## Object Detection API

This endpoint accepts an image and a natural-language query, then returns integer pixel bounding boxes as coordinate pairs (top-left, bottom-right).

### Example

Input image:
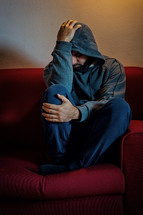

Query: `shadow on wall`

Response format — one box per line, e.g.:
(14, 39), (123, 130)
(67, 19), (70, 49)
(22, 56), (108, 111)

(0, 45), (40, 69)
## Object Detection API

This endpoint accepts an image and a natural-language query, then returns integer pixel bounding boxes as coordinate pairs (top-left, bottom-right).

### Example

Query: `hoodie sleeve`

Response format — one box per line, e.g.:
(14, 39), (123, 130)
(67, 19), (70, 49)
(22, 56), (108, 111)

(76, 60), (126, 122)
(43, 41), (73, 92)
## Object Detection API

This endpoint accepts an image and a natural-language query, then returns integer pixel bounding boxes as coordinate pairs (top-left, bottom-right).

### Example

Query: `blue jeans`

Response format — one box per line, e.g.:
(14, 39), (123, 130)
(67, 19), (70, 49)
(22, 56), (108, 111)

(41, 84), (132, 170)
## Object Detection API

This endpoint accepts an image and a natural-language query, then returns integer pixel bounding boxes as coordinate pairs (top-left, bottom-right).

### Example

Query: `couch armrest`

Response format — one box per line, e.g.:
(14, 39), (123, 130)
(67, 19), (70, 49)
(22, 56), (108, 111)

(121, 120), (143, 215)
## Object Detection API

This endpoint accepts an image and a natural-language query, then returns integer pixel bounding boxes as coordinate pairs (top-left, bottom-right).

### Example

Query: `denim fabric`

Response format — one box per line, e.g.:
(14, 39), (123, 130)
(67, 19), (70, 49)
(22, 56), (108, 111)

(41, 84), (132, 170)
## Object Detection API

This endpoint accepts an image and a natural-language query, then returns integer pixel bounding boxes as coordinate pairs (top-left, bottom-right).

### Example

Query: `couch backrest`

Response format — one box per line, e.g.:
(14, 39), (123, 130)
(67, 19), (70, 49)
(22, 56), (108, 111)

(0, 68), (46, 151)
(125, 67), (143, 120)
(0, 67), (143, 150)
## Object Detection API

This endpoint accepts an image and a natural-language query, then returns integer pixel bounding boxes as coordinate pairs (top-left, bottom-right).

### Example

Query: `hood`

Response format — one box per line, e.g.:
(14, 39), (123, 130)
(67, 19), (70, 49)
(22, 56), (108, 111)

(71, 23), (105, 65)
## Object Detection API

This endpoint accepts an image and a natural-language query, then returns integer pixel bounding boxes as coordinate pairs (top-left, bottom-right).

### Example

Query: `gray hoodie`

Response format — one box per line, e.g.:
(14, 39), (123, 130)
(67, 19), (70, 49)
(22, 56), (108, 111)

(43, 23), (126, 122)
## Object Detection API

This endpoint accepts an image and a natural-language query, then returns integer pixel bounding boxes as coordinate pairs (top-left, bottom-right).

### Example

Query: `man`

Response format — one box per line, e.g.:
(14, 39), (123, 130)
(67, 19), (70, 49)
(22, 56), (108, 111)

(39, 20), (131, 175)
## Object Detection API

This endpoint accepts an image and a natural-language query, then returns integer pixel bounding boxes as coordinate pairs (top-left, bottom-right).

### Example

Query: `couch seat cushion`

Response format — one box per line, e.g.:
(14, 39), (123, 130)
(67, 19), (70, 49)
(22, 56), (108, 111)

(0, 152), (125, 200)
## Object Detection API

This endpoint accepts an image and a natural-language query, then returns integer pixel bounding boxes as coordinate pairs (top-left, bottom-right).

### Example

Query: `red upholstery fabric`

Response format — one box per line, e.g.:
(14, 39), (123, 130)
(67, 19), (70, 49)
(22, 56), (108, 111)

(0, 68), (46, 150)
(0, 68), (45, 125)
(121, 120), (143, 215)
(125, 67), (143, 120)
(0, 152), (125, 200)
(121, 120), (143, 170)
(0, 195), (123, 215)
(41, 164), (124, 199)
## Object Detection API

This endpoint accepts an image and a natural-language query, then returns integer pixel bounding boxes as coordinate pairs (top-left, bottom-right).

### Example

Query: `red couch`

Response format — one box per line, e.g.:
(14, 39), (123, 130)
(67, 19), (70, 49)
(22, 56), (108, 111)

(0, 67), (143, 215)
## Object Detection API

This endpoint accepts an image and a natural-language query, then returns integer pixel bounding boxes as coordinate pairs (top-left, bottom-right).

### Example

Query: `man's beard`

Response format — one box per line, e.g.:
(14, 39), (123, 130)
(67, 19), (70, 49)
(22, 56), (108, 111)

(73, 64), (83, 69)
(73, 57), (94, 70)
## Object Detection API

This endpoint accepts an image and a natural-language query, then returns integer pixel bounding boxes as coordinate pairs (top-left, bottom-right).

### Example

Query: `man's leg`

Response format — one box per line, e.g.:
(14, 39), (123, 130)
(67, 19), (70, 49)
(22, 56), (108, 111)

(40, 84), (75, 175)
(68, 98), (132, 170)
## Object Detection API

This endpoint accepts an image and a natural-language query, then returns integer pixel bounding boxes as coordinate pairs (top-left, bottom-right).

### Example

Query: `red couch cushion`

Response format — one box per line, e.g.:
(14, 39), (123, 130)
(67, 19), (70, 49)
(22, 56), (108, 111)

(41, 164), (125, 200)
(0, 152), (125, 200)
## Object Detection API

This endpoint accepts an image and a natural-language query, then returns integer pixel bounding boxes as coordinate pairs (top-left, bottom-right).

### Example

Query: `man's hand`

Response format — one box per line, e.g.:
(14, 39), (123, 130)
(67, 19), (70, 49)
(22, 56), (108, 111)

(57, 20), (82, 42)
(42, 94), (81, 122)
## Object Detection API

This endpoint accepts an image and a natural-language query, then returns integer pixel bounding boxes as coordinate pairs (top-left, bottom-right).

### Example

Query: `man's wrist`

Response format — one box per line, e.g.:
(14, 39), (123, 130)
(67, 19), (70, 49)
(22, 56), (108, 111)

(72, 107), (81, 121)
(57, 38), (70, 42)
(55, 41), (72, 49)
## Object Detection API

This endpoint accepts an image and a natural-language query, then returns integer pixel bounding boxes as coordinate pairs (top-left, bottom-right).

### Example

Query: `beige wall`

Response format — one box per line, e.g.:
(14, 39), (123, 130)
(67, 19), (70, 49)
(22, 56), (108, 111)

(0, 0), (143, 69)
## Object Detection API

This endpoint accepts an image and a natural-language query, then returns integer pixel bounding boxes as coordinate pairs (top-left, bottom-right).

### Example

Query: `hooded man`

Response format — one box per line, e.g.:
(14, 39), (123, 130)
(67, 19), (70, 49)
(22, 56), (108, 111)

(39, 20), (132, 175)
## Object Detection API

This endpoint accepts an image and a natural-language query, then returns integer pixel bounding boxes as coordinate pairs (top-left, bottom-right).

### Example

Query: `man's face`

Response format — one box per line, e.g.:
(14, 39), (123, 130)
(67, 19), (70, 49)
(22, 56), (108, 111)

(72, 51), (88, 69)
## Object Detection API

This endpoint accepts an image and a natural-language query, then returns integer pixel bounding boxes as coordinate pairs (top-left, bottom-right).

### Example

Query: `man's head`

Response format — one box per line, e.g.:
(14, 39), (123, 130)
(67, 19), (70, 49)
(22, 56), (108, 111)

(71, 51), (88, 69)
(71, 22), (105, 66)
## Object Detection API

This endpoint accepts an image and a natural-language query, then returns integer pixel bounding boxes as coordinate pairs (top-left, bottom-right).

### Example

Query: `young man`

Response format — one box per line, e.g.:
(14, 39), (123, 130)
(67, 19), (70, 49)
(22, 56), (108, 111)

(39, 20), (131, 175)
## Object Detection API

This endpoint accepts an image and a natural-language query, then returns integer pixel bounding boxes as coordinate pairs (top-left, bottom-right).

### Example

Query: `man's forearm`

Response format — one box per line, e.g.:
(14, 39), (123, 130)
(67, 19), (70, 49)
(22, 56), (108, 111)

(47, 41), (74, 92)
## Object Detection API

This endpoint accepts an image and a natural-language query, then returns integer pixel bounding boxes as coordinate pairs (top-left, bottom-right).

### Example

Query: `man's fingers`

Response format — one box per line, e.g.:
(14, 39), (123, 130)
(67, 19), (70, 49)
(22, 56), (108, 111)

(57, 94), (68, 102)
(69, 20), (78, 28)
(66, 20), (82, 31)
(61, 22), (66, 27)
(42, 112), (64, 122)
(42, 103), (59, 110)
(42, 112), (59, 122)
(61, 20), (72, 27)
(63, 20), (79, 28)
(42, 112), (58, 118)
(42, 105), (57, 114)
(66, 20), (77, 27)
(74, 24), (82, 30)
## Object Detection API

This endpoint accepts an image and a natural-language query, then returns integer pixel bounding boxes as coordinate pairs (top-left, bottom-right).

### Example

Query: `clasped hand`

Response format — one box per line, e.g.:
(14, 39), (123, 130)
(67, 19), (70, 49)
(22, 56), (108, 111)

(42, 94), (80, 122)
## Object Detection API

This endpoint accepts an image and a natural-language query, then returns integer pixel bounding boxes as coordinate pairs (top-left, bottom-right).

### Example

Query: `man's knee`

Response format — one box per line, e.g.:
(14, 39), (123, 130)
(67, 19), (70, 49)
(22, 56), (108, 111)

(108, 98), (131, 115)
(41, 84), (69, 105)
(106, 98), (132, 126)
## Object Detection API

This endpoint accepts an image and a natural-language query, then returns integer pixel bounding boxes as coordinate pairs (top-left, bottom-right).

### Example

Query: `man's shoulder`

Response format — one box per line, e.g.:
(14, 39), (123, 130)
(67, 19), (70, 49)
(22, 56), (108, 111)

(102, 55), (123, 69)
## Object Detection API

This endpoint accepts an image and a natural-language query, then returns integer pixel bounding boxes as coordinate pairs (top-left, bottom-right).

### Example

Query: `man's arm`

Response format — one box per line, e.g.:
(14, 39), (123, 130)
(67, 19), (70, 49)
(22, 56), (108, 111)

(42, 20), (81, 123)
(42, 59), (125, 123)
(43, 20), (81, 93)
(76, 59), (126, 121)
